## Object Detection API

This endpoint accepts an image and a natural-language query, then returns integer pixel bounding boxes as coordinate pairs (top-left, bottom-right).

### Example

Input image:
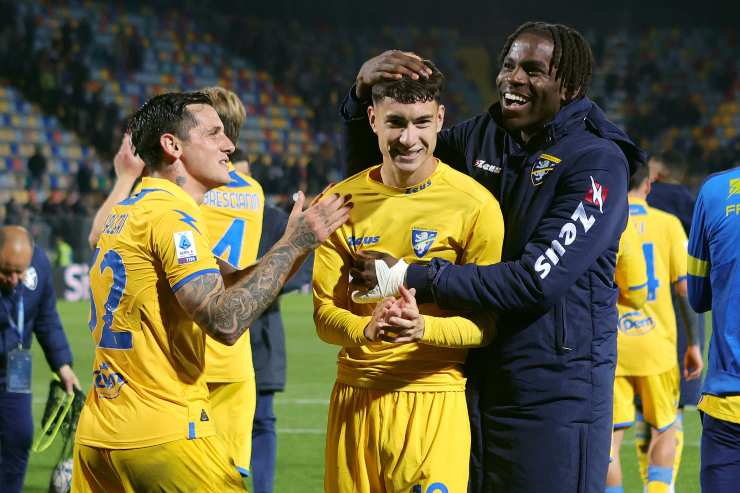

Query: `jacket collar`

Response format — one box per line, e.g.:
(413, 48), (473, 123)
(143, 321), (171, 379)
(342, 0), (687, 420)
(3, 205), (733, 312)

(489, 96), (646, 175)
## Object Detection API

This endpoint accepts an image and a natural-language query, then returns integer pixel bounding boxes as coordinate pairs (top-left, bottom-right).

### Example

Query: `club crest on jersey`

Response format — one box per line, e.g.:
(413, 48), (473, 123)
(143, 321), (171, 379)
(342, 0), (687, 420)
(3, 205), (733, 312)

(729, 178), (740, 199)
(93, 362), (127, 400)
(22, 266), (38, 290)
(584, 176), (608, 213)
(174, 231), (197, 264)
(530, 153), (561, 186)
(411, 229), (438, 258)
(618, 311), (655, 336)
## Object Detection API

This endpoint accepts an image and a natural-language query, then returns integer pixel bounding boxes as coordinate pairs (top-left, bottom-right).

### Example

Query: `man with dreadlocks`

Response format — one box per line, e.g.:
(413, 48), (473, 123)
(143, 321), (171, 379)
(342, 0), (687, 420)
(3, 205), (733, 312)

(339, 22), (644, 492)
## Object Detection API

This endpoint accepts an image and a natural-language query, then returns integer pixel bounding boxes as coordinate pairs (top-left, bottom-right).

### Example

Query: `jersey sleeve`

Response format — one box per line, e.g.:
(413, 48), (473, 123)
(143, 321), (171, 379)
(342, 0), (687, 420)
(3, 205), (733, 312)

(312, 233), (370, 347)
(151, 207), (220, 293)
(614, 219), (648, 309)
(408, 146), (629, 313)
(668, 214), (689, 284)
(687, 189), (712, 312)
(421, 195), (504, 348)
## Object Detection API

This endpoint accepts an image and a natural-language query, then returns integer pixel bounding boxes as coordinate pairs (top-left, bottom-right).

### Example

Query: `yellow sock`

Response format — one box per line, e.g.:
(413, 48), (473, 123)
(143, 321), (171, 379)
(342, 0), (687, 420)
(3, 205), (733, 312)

(647, 481), (671, 493)
(635, 410), (650, 485)
(673, 413), (684, 484)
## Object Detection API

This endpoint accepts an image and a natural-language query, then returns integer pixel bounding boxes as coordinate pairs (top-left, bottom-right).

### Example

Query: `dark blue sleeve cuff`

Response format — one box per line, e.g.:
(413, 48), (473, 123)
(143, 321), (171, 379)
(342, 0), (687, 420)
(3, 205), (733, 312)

(406, 263), (434, 304)
(340, 84), (371, 121)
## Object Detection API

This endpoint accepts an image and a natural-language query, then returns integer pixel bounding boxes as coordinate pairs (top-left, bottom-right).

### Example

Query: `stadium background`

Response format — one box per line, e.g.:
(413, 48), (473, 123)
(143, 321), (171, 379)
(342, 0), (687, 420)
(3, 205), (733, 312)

(0, 0), (736, 490)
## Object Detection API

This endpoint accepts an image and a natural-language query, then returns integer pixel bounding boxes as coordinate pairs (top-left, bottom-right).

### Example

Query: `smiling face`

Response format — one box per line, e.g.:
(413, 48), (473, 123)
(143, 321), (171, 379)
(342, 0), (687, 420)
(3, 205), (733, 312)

(176, 103), (234, 189)
(369, 97), (444, 182)
(496, 32), (567, 141)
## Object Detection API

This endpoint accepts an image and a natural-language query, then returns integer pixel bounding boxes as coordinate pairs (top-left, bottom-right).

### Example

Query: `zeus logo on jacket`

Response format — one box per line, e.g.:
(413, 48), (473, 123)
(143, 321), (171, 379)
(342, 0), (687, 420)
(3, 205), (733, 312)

(534, 202), (597, 279)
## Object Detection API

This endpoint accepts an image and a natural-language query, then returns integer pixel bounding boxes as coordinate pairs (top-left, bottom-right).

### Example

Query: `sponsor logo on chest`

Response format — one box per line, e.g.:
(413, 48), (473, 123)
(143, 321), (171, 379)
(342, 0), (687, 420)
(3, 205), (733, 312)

(474, 159), (502, 174)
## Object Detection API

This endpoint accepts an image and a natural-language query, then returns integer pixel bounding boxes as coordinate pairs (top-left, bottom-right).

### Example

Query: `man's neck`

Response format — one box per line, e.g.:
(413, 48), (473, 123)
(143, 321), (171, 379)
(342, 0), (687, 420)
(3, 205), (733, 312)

(151, 169), (206, 204)
(379, 157), (438, 189)
(629, 191), (647, 201)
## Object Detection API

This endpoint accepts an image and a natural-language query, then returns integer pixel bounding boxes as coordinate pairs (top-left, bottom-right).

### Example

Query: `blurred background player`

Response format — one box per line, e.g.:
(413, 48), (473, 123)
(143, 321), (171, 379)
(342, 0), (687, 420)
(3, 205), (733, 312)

(249, 187), (313, 493)
(74, 91), (351, 492)
(313, 60), (504, 493)
(641, 150), (704, 490)
(687, 165), (740, 493)
(606, 164), (703, 493)
(0, 225), (79, 493)
(199, 86), (265, 480)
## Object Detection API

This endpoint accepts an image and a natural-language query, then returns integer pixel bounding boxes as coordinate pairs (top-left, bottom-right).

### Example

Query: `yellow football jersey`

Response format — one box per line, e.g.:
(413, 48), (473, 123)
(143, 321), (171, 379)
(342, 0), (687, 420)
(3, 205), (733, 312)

(616, 197), (688, 376)
(313, 161), (504, 392)
(77, 177), (218, 449)
(201, 169), (264, 382)
(615, 214), (648, 309)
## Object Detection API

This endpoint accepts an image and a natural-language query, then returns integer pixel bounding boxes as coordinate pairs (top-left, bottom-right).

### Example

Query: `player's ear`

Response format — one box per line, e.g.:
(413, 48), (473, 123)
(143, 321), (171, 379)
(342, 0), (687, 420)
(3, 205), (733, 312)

(160, 133), (182, 162)
(368, 105), (378, 134)
(436, 104), (445, 131)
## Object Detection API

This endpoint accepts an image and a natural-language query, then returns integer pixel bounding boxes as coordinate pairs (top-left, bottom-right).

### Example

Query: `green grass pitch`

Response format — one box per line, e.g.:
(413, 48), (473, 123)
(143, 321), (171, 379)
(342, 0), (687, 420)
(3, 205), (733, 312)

(24, 295), (701, 492)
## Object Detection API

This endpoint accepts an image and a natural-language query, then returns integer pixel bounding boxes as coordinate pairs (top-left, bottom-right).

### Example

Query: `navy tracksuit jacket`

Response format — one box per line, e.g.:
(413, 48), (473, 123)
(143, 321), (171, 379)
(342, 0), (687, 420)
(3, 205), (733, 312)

(342, 91), (644, 493)
(0, 246), (72, 493)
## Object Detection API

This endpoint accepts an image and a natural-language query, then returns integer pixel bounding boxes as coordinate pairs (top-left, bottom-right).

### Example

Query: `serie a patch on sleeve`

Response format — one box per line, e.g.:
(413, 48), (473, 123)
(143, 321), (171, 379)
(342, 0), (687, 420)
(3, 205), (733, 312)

(174, 231), (198, 264)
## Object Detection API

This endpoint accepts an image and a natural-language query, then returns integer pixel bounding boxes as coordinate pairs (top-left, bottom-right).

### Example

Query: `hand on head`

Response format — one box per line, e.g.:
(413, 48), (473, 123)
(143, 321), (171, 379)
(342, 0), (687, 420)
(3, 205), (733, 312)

(355, 50), (432, 99)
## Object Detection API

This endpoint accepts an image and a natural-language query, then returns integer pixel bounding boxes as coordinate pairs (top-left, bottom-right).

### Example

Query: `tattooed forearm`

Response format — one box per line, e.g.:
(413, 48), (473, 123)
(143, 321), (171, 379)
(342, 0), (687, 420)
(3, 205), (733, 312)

(175, 241), (303, 345)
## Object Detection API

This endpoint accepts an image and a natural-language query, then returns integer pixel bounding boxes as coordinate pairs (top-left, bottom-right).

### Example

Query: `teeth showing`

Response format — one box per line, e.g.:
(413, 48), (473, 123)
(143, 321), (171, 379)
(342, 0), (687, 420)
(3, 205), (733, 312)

(505, 93), (528, 105)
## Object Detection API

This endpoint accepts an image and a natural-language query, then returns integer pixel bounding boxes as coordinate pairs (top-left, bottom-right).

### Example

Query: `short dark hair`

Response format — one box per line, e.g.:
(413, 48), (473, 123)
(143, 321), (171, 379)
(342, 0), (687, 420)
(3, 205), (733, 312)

(500, 22), (594, 102)
(655, 150), (688, 177)
(127, 92), (212, 170)
(629, 162), (650, 191)
(371, 59), (445, 105)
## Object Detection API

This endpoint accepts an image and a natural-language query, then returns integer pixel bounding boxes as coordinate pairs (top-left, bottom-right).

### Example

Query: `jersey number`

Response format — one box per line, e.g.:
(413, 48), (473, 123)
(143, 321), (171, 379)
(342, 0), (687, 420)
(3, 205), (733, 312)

(88, 248), (133, 350)
(642, 242), (660, 301)
(212, 218), (246, 268)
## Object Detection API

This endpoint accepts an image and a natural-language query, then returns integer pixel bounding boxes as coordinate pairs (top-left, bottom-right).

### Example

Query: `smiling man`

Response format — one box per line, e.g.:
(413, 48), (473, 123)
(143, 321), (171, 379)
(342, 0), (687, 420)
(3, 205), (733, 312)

(314, 60), (503, 493)
(73, 92), (351, 492)
(340, 22), (645, 493)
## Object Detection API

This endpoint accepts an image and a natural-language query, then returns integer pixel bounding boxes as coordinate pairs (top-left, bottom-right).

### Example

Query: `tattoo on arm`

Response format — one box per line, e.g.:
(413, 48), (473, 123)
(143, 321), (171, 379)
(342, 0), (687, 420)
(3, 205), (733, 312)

(175, 176), (186, 187)
(176, 241), (303, 345)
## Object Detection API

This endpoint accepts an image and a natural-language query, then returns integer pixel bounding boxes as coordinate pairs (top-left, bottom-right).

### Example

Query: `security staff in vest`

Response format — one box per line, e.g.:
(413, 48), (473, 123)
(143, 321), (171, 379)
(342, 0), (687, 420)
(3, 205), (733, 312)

(0, 225), (79, 493)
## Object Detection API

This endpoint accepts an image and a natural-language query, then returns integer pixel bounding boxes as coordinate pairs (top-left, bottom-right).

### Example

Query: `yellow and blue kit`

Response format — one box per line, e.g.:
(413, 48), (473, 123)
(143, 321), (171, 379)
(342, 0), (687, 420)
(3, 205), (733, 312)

(201, 168), (265, 475)
(313, 161), (504, 493)
(613, 197), (687, 431)
(688, 168), (740, 490)
(688, 169), (740, 424)
(74, 177), (245, 491)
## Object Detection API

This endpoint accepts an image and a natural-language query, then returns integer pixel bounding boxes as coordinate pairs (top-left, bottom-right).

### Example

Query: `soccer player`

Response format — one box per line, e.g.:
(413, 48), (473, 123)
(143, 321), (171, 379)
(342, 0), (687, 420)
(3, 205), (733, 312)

(606, 165), (703, 493)
(688, 166), (740, 492)
(73, 92), (350, 492)
(643, 151), (703, 489)
(199, 87), (265, 478)
(313, 60), (504, 493)
(340, 22), (644, 493)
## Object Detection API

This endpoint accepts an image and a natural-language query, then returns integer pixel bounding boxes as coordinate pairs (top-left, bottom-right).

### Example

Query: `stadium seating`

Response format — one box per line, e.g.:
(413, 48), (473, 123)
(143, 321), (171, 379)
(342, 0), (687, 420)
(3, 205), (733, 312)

(0, 85), (103, 197)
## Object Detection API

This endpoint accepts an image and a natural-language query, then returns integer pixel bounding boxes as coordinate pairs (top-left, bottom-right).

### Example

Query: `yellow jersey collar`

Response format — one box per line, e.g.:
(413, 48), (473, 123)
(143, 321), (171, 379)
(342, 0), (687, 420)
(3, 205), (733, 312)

(139, 177), (199, 209)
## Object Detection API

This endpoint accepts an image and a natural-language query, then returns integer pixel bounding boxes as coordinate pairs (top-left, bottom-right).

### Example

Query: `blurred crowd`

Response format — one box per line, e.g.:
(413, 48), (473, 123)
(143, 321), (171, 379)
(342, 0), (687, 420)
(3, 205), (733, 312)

(0, 1), (737, 262)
